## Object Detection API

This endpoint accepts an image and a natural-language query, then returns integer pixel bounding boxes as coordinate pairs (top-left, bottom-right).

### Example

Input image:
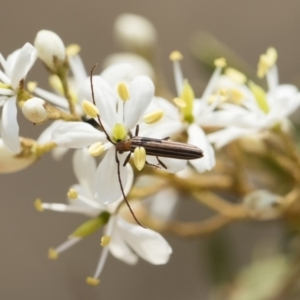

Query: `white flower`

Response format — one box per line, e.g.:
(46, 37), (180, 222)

(34, 30), (66, 71)
(207, 51), (300, 148)
(37, 149), (172, 285)
(52, 68), (187, 204)
(169, 52), (221, 172)
(0, 43), (36, 153)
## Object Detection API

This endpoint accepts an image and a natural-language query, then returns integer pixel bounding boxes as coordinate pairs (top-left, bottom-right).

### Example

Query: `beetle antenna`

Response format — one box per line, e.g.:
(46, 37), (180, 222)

(90, 64), (114, 144)
(115, 150), (146, 228)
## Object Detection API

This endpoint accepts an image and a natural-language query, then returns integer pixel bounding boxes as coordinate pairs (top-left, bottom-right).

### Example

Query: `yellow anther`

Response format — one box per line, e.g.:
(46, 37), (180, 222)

(257, 47), (278, 78)
(0, 82), (11, 89)
(214, 57), (227, 68)
(49, 75), (63, 95)
(66, 44), (81, 56)
(67, 189), (78, 199)
(117, 82), (130, 102)
(230, 89), (244, 104)
(225, 68), (247, 84)
(266, 47), (277, 65)
(89, 142), (105, 157)
(101, 235), (111, 247)
(169, 51), (183, 61)
(86, 277), (100, 286)
(248, 81), (269, 113)
(112, 123), (127, 142)
(143, 110), (164, 124)
(173, 97), (187, 108)
(82, 100), (99, 118)
(134, 147), (146, 171)
(208, 94), (227, 104)
(34, 198), (44, 212)
(48, 248), (58, 260)
(27, 81), (37, 93)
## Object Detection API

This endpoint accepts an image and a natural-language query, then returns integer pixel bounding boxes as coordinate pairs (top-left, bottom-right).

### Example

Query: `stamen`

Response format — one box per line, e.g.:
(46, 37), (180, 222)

(34, 198), (44, 212)
(117, 82), (130, 102)
(134, 147), (146, 171)
(225, 68), (247, 84)
(54, 237), (81, 255)
(173, 97), (187, 108)
(89, 142), (105, 157)
(91, 216), (116, 282)
(112, 123), (127, 142)
(100, 235), (111, 247)
(170, 51), (184, 96)
(230, 88), (244, 104)
(86, 277), (100, 286)
(66, 44), (81, 56)
(82, 100), (99, 118)
(27, 81), (37, 93)
(169, 51), (183, 61)
(67, 188), (78, 199)
(143, 110), (164, 124)
(49, 75), (63, 95)
(214, 57), (227, 68)
(201, 58), (226, 102)
(257, 47), (278, 78)
(48, 248), (58, 260)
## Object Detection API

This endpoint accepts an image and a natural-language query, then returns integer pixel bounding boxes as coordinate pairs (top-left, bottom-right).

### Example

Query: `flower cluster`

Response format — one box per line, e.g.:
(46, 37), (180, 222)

(1, 13), (300, 294)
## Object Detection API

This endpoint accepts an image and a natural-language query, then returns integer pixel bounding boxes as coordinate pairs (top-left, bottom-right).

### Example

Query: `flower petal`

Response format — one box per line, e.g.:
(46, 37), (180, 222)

(10, 43), (36, 90)
(1, 95), (20, 153)
(78, 76), (118, 129)
(188, 124), (215, 172)
(117, 218), (172, 264)
(52, 122), (106, 148)
(109, 228), (138, 265)
(100, 63), (134, 87)
(124, 76), (154, 129)
(94, 148), (129, 204)
(73, 149), (97, 197)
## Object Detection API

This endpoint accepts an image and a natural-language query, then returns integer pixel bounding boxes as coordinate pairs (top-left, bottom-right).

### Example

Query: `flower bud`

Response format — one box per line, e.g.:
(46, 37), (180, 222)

(114, 14), (157, 51)
(34, 30), (66, 71)
(22, 97), (51, 124)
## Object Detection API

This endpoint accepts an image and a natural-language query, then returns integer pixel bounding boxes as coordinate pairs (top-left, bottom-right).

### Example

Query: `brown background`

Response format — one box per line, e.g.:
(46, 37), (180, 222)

(0, 1), (299, 299)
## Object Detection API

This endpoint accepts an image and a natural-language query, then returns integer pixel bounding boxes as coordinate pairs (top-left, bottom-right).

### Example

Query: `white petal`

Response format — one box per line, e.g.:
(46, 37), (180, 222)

(117, 218), (172, 264)
(37, 120), (64, 143)
(188, 124), (215, 172)
(68, 54), (87, 86)
(109, 229), (138, 264)
(33, 87), (69, 110)
(100, 63), (134, 87)
(103, 54), (154, 80)
(94, 148), (128, 204)
(73, 149), (97, 197)
(208, 126), (257, 148)
(1, 96), (20, 153)
(0, 88), (14, 96)
(52, 122), (106, 148)
(150, 187), (179, 221)
(78, 76), (118, 129)
(124, 76), (154, 129)
(0, 69), (10, 84)
(10, 43), (36, 90)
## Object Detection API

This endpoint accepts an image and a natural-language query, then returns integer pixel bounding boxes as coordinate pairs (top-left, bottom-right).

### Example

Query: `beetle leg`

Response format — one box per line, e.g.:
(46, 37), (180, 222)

(156, 156), (167, 169)
(123, 152), (131, 166)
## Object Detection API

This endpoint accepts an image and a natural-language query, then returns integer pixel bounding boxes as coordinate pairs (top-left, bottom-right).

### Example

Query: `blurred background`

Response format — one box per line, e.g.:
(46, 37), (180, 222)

(1, 0), (300, 299)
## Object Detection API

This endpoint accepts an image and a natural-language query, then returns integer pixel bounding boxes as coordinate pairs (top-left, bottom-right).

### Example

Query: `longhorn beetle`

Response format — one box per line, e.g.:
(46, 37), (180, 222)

(89, 65), (203, 227)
